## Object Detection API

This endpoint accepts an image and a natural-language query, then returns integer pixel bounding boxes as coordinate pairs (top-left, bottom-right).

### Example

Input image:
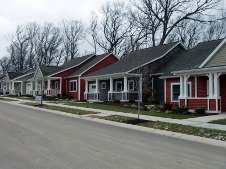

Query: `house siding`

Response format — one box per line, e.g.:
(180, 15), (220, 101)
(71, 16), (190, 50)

(220, 75), (226, 112)
(205, 43), (226, 67)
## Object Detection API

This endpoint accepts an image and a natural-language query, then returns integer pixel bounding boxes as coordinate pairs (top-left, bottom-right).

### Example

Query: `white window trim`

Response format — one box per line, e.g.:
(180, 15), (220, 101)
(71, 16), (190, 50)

(101, 82), (106, 89)
(115, 81), (122, 92)
(171, 82), (192, 102)
(128, 80), (134, 91)
(69, 80), (77, 92)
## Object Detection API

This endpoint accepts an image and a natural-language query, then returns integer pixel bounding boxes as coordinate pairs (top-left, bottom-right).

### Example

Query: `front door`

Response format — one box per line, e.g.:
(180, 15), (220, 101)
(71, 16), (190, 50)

(89, 84), (96, 93)
(26, 83), (32, 95)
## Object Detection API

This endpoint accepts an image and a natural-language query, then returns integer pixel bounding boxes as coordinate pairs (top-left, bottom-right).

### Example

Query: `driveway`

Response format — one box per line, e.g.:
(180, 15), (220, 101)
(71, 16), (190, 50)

(0, 102), (225, 169)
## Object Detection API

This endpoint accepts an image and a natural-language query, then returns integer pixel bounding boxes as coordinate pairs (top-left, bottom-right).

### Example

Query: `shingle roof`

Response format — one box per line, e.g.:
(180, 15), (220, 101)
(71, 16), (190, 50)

(155, 39), (223, 77)
(60, 54), (94, 70)
(39, 66), (62, 76)
(86, 42), (179, 77)
(67, 53), (112, 77)
(8, 72), (25, 80)
(14, 73), (35, 81)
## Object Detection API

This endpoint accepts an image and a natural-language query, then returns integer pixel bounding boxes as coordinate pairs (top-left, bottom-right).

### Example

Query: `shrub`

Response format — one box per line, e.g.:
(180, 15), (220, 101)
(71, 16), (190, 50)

(176, 106), (189, 113)
(162, 103), (173, 111)
(194, 107), (206, 115)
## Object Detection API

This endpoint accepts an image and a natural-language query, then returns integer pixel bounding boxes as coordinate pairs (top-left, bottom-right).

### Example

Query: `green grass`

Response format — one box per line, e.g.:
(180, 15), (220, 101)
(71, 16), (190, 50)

(210, 119), (226, 125)
(0, 97), (17, 101)
(21, 102), (99, 116)
(61, 102), (200, 119)
(101, 115), (226, 141)
(4, 95), (35, 101)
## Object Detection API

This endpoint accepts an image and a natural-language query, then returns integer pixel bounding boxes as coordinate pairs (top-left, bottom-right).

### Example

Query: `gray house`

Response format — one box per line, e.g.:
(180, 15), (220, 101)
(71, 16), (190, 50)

(83, 42), (186, 102)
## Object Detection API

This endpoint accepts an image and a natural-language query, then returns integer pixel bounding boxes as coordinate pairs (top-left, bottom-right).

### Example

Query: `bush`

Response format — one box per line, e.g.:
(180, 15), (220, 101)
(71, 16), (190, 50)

(194, 107), (206, 115)
(176, 106), (189, 113)
(162, 103), (173, 111)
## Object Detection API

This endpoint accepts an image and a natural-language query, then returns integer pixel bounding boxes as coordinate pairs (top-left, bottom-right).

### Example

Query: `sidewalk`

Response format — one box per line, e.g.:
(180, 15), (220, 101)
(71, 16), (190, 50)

(2, 96), (226, 131)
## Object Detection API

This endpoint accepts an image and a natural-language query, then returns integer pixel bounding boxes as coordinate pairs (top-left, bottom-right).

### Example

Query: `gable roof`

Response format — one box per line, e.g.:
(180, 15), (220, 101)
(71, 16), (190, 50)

(155, 39), (223, 77)
(67, 53), (117, 78)
(85, 42), (180, 77)
(49, 54), (95, 76)
(14, 73), (35, 82)
(39, 66), (61, 77)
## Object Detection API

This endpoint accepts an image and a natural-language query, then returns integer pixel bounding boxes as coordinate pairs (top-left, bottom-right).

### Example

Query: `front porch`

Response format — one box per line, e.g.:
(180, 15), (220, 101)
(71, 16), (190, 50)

(174, 68), (226, 114)
(84, 73), (142, 102)
(29, 78), (62, 97)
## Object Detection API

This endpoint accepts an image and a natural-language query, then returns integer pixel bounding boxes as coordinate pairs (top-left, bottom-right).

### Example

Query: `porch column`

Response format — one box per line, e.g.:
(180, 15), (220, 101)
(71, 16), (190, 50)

(179, 76), (184, 98)
(139, 76), (143, 102)
(108, 77), (113, 101)
(59, 78), (62, 95)
(35, 81), (38, 95)
(85, 80), (88, 100)
(9, 83), (11, 94)
(12, 82), (15, 94)
(208, 73), (214, 98)
(213, 73), (220, 98)
(96, 79), (99, 100)
(47, 78), (51, 96)
(123, 75), (128, 101)
(183, 75), (189, 98)
(21, 82), (23, 95)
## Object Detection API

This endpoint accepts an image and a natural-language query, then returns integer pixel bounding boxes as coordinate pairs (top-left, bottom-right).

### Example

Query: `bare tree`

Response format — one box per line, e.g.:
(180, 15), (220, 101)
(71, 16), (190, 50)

(9, 25), (30, 71)
(95, 2), (132, 56)
(0, 57), (11, 73)
(34, 23), (63, 66)
(132, 0), (222, 46)
(62, 20), (84, 61)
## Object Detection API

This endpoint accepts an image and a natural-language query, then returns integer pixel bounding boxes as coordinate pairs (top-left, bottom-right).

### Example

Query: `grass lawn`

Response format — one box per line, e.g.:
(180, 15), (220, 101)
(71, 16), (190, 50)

(4, 95), (35, 101)
(0, 97), (17, 101)
(101, 115), (226, 141)
(210, 119), (226, 125)
(21, 102), (99, 115)
(61, 102), (201, 119)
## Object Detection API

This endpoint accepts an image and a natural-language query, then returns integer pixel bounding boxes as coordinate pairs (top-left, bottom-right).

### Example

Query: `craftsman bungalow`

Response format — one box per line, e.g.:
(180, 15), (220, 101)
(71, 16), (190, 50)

(83, 42), (186, 102)
(29, 53), (118, 100)
(152, 39), (226, 113)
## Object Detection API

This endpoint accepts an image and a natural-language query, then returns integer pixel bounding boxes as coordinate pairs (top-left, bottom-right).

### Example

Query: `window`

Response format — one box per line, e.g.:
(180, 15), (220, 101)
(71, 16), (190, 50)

(101, 82), (106, 89)
(128, 80), (134, 91)
(171, 83), (191, 102)
(172, 84), (180, 101)
(70, 80), (77, 92)
(115, 81), (122, 92)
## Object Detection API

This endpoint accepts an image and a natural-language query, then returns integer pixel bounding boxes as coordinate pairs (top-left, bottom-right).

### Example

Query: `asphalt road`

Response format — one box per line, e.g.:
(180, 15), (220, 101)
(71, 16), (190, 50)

(0, 102), (226, 169)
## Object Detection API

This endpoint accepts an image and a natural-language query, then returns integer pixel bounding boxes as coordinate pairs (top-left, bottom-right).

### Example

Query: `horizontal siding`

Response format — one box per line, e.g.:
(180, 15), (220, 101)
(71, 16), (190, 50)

(205, 43), (226, 67)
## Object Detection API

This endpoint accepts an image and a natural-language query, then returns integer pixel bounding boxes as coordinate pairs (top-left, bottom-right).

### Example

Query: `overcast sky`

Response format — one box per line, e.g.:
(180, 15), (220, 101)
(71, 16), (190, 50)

(0, 0), (226, 59)
(0, 0), (122, 58)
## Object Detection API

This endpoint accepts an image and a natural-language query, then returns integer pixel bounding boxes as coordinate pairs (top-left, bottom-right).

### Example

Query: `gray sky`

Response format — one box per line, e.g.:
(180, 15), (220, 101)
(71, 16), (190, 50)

(0, 0), (119, 58)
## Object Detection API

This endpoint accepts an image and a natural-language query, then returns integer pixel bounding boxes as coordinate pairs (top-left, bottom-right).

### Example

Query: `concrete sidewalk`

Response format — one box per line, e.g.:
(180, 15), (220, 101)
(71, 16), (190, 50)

(1, 96), (226, 131)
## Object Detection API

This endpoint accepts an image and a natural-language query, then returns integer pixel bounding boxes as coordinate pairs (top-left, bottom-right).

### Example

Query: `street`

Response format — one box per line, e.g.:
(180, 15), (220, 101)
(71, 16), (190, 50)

(0, 102), (225, 169)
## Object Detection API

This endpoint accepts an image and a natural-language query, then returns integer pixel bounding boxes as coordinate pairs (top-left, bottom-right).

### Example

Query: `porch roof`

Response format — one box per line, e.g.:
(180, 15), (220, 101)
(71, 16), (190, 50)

(85, 42), (181, 78)
(155, 39), (223, 78)
(8, 72), (25, 80)
(39, 66), (62, 76)
(14, 73), (35, 82)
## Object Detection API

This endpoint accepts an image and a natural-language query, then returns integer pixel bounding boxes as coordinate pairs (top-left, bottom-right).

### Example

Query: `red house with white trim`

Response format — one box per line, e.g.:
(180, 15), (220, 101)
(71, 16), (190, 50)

(153, 39), (226, 113)
(29, 53), (118, 100)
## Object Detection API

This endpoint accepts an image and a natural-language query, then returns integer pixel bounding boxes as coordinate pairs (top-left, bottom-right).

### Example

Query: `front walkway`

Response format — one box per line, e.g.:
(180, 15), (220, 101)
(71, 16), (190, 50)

(1, 96), (226, 131)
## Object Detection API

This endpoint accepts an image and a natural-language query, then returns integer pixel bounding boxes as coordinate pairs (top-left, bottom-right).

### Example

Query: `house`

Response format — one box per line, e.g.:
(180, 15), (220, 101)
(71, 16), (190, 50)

(0, 74), (5, 94)
(83, 42), (186, 102)
(29, 53), (118, 100)
(2, 72), (25, 94)
(152, 39), (226, 113)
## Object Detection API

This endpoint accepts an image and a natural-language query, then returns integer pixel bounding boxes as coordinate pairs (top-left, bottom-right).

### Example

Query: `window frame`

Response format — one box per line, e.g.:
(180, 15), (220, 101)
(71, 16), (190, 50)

(69, 80), (77, 92)
(101, 82), (106, 90)
(128, 80), (134, 91)
(171, 82), (192, 102)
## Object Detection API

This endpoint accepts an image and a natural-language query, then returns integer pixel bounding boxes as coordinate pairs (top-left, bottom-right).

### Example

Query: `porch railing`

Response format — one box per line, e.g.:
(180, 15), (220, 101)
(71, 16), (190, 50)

(85, 92), (100, 101)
